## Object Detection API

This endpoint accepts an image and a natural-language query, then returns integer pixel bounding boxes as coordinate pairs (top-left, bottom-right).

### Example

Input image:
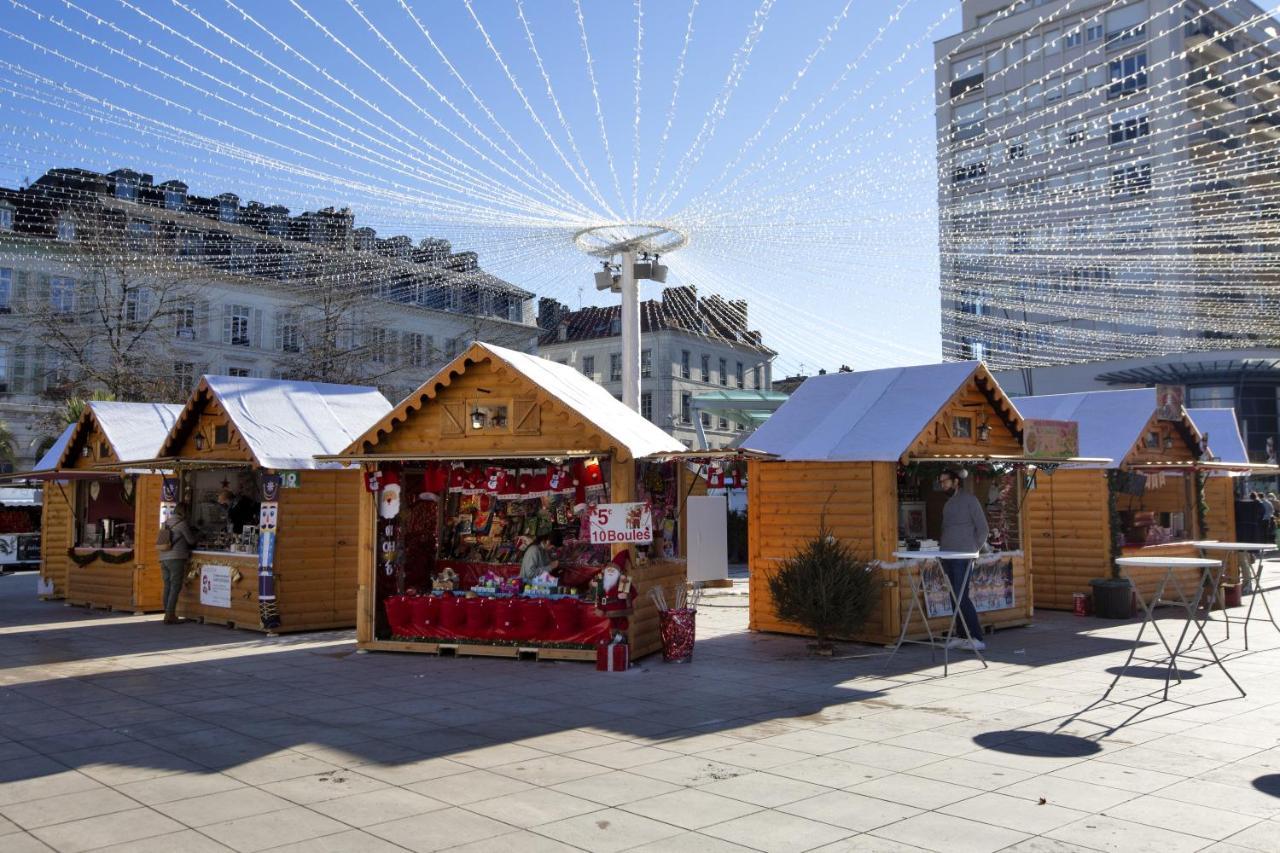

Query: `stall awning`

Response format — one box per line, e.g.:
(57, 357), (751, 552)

(910, 454), (1112, 465)
(314, 451), (603, 464)
(642, 449), (776, 462)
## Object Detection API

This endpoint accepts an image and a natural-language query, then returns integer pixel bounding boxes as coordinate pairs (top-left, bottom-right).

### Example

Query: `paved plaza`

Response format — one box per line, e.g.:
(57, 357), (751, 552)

(2, 571), (1279, 853)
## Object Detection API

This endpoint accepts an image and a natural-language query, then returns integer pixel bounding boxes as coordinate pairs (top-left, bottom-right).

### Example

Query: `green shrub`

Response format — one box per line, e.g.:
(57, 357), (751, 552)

(768, 528), (878, 649)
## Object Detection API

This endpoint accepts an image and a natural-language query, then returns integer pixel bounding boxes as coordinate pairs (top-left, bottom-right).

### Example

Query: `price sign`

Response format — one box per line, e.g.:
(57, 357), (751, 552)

(588, 502), (653, 545)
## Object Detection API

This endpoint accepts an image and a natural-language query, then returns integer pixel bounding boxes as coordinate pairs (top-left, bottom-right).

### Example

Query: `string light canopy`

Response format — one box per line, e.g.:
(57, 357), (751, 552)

(0, 0), (1273, 377)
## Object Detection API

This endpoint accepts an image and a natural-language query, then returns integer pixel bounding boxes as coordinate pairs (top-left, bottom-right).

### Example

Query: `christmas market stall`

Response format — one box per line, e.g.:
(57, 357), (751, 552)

(328, 341), (690, 662)
(43, 403), (182, 612)
(24, 422), (74, 599)
(742, 361), (1045, 645)
(1018, 388), (1207, 611)
(139, 376), (391, 632)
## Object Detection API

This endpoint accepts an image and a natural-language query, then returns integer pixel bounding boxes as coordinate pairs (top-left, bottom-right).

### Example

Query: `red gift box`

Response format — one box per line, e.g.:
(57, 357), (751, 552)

(596, 641), (629, 672)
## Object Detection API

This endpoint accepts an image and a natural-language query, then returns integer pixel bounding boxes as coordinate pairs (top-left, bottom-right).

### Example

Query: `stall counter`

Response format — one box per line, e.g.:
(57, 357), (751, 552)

(175, 552), (260, 629)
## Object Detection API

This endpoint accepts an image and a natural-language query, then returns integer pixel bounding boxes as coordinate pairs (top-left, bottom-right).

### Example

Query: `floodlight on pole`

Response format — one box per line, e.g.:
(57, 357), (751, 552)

(573, 224), (687, 411)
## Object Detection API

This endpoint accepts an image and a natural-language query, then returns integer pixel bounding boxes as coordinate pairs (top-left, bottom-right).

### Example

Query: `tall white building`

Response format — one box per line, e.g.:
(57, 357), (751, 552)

(0, 166), (538, 469)
(935, 0), (1280, 368)
(536, 289), (775, 449)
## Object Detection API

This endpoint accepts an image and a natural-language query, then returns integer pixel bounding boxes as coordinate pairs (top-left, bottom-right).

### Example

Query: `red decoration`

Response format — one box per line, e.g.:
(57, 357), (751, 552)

(596, 641), (629, 672)
(659, 609), (697, 662)
(365, 470), (383, 493)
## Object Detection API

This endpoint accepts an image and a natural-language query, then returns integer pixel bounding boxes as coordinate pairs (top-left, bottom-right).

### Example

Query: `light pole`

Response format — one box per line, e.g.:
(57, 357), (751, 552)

(575, 225), (686, 413)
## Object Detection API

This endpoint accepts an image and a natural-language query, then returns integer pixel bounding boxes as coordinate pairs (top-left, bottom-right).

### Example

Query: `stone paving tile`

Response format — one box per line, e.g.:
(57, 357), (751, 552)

(198, 805), (350, 853)
(1045, 814), (1213, 853)
(366, 807), (514, 853)
(770, 755), (892, 787)
(548, 769), (681, 807)
(0, 832), (57, 852)
(847, 772), (983, 809)
(533, 807), (684, 851)
(408, 768), (535, 806)
(868, 811), (1029, 853)
(938, 791), (1088, 834)
(113, 771), (246, 806)
(313, 787), (450, 828)
(700, 808), (856, 853)
(257, 769), (390, 806)
(905, 756), (1036, 791)
(28, 806), (185, 853)
(463, 787), (600, 829)
(1103, 794), (1264, 841)
(622, 788), (761, 830)
(91, 828), (236, 852)
(697, 770), (834, 807)
(257, 828), (406, 852)
(0, 786), (142, 831)
(778, 789), (922, 832)
(629, 754), (754, 787)
(154, 787), (297, 827)
(443, 828), (585, 852)
(489, 754), (613, 787)
(625, 830), (759, 852)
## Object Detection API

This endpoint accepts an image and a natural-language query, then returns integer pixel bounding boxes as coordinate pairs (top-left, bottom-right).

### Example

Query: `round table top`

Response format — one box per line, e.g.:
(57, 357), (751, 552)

(1194, 542), (1276, 552)
(1115, 556), (1221, 568)
(892, 550), (980, 561)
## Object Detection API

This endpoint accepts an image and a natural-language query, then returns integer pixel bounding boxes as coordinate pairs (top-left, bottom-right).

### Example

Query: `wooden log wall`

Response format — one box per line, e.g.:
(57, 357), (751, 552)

(39, 483), (73, 599)
(1202, 476), (1238, 543)
(176, 552), (260, 627)
(1023, 469), (1111, 611)
(275, 469), (361, 631)
(748, 460), (1033, 644)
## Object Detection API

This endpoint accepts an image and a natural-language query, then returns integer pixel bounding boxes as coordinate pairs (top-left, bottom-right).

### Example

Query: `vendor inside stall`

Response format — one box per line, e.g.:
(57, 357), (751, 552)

(179, 466), (264, 556)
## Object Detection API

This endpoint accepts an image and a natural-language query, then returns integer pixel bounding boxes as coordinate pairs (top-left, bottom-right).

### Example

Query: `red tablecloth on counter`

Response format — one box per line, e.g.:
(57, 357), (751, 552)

(383, 594), (611, 646)
(436, 561), (602, 591)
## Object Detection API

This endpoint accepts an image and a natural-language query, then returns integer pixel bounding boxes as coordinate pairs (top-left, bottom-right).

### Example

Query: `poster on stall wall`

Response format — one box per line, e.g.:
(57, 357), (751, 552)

(200, 564), (232, 608)
(588, 502), (653, 545)
(1023, 419), (1079, 460)
(923, 558), (1015, 618)
(1156, 384), (1186, 422)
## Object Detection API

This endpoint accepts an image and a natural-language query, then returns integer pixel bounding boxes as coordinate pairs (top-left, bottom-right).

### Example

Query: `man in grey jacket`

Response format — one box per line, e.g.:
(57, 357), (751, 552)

(938, 469), (989, 651)
(159, 505), (196, 625)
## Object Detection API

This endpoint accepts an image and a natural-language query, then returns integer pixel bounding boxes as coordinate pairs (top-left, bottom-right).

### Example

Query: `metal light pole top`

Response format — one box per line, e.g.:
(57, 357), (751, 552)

(573, 224), (687, 414)
(573, 223), (688, 258)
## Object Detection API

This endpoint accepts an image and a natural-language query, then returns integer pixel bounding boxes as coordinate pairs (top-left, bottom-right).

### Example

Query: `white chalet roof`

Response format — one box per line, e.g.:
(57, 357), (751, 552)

(742, 361), (986, 462)
(478, 343), (685, 458)
(33, 423), (75, 473)
(1188, 408), (1248, 465)
(87, 402), (184, 463)
(199, 376), (393, 470)
(1014, 388), (1161, 469)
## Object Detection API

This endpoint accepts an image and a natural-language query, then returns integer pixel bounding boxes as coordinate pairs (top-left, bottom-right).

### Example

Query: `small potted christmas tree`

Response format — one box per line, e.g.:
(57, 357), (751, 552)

(768, 527), (877, 654)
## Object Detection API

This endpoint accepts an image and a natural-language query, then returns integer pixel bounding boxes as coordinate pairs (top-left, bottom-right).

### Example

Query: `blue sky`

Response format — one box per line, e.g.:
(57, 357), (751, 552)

(0, 0), (957, 374)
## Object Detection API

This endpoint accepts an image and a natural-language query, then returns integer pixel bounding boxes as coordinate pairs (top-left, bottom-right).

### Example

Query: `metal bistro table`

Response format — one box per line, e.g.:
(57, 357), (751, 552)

(1195, 541), (1280, 650)
(886, 550), (986, 676)
(1109, 556), (1244, 700)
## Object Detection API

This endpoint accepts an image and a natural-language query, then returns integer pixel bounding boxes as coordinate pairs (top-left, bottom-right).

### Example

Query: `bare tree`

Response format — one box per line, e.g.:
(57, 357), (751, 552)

(25, 205), (203, 403)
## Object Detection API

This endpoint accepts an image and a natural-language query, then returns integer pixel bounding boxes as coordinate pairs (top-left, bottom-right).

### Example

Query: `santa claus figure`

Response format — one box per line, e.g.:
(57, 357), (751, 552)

(380, 470), (402, 520)
(595, 550), (638, 643)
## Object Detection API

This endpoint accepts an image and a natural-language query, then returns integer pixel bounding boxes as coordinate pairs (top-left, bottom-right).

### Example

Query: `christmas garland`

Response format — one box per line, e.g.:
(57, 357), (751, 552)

(67, 547), (135, 566)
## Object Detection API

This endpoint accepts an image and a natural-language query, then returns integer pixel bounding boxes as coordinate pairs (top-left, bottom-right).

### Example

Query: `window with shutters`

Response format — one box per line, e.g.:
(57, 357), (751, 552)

(0, 204), (12, 231)
(49, 277), (75, 315)
(582, 355), (595, 379)
(641, 349), (652, 378)
(224, 304), (251, 346)
(0, 268), (10, 314)
(752, 365), (761, 388)
(277, 311), (301, 353)
(173, 362), (196, 390)
(700, 354), (710, 382)
(124, 289), (150, 325)
(228, 367), (251, 378)
(367, 328), (389, 363)
(736, 362), (744, 388)
(405, 332), (425, 367)
(680, 392), (691, 423)
(701, 412), (711, 427)
(641, 391), (652, 421)
(680, 350), (690, 379)
(175, 303), (196, 340)
(609, 352), (621, 382)
(719, 358), (728, 386)
(719, 417), (728, 430)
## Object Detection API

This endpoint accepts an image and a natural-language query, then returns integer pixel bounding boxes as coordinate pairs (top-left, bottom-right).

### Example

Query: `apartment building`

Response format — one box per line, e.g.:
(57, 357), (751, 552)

(0, 166), (537, 469)
(536, 289), (775, 449)
(936, 0), (1280, 368)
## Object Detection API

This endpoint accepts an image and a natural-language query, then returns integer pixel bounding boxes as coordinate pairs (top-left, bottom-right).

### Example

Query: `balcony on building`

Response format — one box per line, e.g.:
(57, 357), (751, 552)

(1185, 20), (1238, 62)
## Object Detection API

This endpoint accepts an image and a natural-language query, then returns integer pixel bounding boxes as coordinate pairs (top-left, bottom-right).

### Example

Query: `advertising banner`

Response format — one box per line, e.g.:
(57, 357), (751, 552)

(1023, 419), (1079, 459)
(588, 502), (654, 545)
